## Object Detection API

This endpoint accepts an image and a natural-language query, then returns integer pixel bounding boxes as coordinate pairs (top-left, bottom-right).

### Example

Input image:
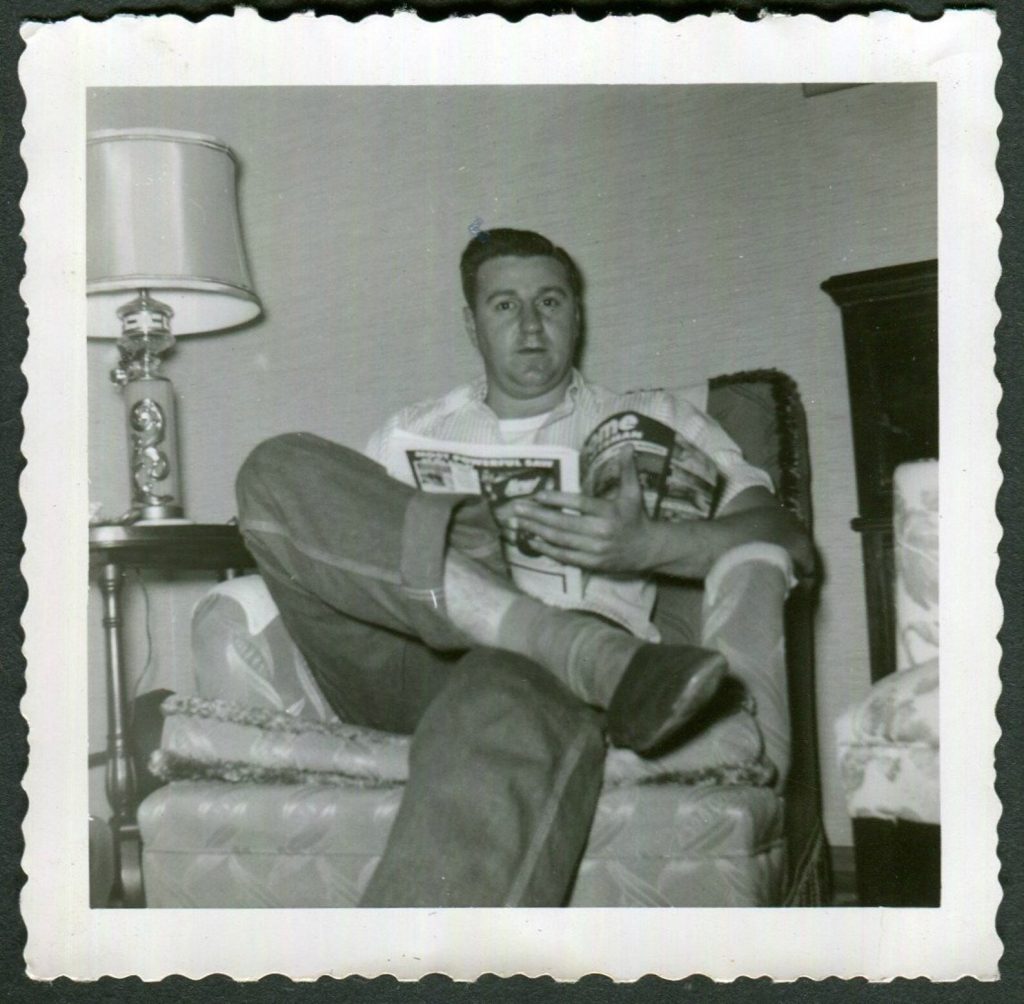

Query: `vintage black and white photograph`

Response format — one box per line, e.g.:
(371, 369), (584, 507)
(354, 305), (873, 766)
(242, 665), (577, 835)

(19, 11), (1001, 981)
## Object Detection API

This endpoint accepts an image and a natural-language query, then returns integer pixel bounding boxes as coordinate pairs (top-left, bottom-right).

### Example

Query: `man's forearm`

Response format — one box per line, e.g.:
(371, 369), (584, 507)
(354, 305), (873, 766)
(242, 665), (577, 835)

(644, 502), (814, 581)
(505, 482), (813, 581)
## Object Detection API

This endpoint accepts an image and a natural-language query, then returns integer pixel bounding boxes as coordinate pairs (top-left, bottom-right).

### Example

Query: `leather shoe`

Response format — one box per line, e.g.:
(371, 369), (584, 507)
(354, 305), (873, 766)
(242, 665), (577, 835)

(606, 644), (727, 756)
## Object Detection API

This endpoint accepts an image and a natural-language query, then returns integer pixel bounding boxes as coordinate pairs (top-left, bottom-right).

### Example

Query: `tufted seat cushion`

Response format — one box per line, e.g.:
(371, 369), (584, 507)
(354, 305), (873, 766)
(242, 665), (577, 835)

(151, 577), (774, 795)
(161, 575), (776, 789)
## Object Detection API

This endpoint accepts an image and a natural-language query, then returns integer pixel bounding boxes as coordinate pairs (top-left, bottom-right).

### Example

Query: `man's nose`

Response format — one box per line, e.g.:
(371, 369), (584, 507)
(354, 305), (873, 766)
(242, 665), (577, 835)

(520, 304), (543, 336)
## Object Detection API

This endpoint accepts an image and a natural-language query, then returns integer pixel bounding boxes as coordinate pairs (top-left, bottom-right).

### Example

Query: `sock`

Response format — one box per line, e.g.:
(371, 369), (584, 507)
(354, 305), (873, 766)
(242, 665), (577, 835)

(496, 596), (643, 708)
(442, 550), (640, 707)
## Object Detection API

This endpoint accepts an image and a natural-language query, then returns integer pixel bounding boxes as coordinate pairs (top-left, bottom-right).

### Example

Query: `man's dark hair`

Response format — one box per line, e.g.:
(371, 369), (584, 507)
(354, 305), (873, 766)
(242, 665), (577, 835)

(460, 228), (584, 307)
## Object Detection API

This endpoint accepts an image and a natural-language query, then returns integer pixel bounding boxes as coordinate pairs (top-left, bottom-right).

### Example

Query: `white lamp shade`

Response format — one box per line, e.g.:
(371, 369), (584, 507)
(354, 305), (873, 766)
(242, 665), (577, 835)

(87, 128), (261, 338)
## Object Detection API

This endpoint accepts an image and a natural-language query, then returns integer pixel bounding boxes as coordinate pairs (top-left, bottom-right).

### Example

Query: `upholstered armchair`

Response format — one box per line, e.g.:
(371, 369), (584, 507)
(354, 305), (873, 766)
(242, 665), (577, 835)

(136, 370), (828, 908)
(836, 459), (939, 905)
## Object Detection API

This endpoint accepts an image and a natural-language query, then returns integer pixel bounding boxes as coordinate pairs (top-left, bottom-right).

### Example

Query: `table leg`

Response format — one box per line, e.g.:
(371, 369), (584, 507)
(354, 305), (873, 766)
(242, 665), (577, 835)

(98, 563), (144, 907)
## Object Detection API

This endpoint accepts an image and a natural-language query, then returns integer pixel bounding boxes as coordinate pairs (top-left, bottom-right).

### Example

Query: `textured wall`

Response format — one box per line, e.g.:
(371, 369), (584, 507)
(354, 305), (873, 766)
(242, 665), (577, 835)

(87, 84), (936, 847)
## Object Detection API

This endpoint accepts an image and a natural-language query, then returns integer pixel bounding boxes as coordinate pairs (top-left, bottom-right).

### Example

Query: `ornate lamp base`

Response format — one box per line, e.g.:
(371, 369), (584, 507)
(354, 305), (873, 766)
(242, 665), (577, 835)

(111, 292), (188, 522)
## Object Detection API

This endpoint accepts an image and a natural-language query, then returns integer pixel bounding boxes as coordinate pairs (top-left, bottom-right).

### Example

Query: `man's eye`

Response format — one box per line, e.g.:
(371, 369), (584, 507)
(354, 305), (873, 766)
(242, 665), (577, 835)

(495, 300), (517, 312)
(541, 297), (562, 309)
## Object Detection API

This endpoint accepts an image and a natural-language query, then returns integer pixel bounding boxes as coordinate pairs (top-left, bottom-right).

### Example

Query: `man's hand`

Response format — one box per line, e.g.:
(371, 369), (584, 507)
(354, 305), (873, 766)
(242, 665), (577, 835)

(495, 458), (815, 581)
(496, 448), (659, 573)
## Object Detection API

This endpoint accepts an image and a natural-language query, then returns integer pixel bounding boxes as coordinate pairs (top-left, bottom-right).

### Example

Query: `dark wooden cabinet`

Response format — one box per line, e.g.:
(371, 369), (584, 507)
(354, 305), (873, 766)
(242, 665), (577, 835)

(822, 260), (938, 683)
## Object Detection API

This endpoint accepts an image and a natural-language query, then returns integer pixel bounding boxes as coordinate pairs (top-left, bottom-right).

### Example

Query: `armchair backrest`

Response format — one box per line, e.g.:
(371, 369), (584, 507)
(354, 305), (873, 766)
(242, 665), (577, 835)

(708, 369), (823, 902)
(707, 368), (814, 531)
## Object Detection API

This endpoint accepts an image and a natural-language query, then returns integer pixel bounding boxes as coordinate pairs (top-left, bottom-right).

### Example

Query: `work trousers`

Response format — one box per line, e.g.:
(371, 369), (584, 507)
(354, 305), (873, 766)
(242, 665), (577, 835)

(235, 432), (607, 907)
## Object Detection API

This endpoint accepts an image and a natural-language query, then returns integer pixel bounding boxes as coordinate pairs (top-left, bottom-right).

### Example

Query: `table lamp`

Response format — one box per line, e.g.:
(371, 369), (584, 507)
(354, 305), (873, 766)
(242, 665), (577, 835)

(87, 128), (262, 523)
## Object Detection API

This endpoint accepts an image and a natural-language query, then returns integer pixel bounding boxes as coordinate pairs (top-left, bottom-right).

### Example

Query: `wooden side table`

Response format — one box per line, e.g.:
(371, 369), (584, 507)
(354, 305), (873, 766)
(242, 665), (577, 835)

(89, 523), (256, 907)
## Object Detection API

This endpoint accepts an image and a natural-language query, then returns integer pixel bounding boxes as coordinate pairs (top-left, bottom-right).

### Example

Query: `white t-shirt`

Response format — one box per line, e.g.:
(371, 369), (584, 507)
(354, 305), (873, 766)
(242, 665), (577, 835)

(496, 411), (553, 446)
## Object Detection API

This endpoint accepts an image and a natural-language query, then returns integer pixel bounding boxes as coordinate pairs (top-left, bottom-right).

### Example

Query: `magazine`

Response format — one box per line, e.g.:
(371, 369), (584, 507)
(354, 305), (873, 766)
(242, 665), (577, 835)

(391, 411), (721, 604)
(580, 411), (721, 522)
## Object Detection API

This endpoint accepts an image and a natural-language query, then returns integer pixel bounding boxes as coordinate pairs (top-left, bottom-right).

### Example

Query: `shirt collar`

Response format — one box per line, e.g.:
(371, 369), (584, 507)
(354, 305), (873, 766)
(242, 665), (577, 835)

(469, 368), (584, 418)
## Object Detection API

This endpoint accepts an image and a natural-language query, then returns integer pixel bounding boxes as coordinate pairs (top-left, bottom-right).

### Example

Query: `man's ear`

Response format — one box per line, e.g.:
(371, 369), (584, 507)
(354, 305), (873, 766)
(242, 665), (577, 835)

(571, 302), (586, 366)
(572, 301), (584, 342)
(463, 305), (479, 350)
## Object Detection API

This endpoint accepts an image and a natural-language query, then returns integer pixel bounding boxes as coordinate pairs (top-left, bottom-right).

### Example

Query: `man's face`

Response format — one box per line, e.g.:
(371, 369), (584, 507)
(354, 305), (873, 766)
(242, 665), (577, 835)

(464, 254), (581, 417)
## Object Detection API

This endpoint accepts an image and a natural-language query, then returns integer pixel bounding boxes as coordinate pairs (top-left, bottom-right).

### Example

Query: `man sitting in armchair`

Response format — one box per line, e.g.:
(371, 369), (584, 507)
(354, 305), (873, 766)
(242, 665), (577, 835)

(235, 228), (812, 907)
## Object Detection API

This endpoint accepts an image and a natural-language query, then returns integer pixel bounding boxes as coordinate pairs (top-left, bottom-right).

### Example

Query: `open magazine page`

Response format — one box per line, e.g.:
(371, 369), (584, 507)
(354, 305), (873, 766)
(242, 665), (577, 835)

(389, 430), (583, 602)
(580, 411), (720, 520)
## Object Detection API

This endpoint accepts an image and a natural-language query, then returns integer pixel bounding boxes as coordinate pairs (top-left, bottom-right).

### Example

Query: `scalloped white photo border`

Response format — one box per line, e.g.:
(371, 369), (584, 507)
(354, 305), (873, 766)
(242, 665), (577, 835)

(18, 9), (1003, 982)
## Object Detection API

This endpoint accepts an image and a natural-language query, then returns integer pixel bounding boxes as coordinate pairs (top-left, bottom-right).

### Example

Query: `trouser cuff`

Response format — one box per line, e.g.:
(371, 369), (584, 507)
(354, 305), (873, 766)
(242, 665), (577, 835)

(400, 491), (476, 647)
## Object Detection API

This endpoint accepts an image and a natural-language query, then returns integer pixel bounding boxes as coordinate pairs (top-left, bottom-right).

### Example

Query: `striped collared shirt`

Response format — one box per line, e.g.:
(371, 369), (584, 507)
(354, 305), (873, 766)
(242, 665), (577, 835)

(366, 370), (773, 639)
